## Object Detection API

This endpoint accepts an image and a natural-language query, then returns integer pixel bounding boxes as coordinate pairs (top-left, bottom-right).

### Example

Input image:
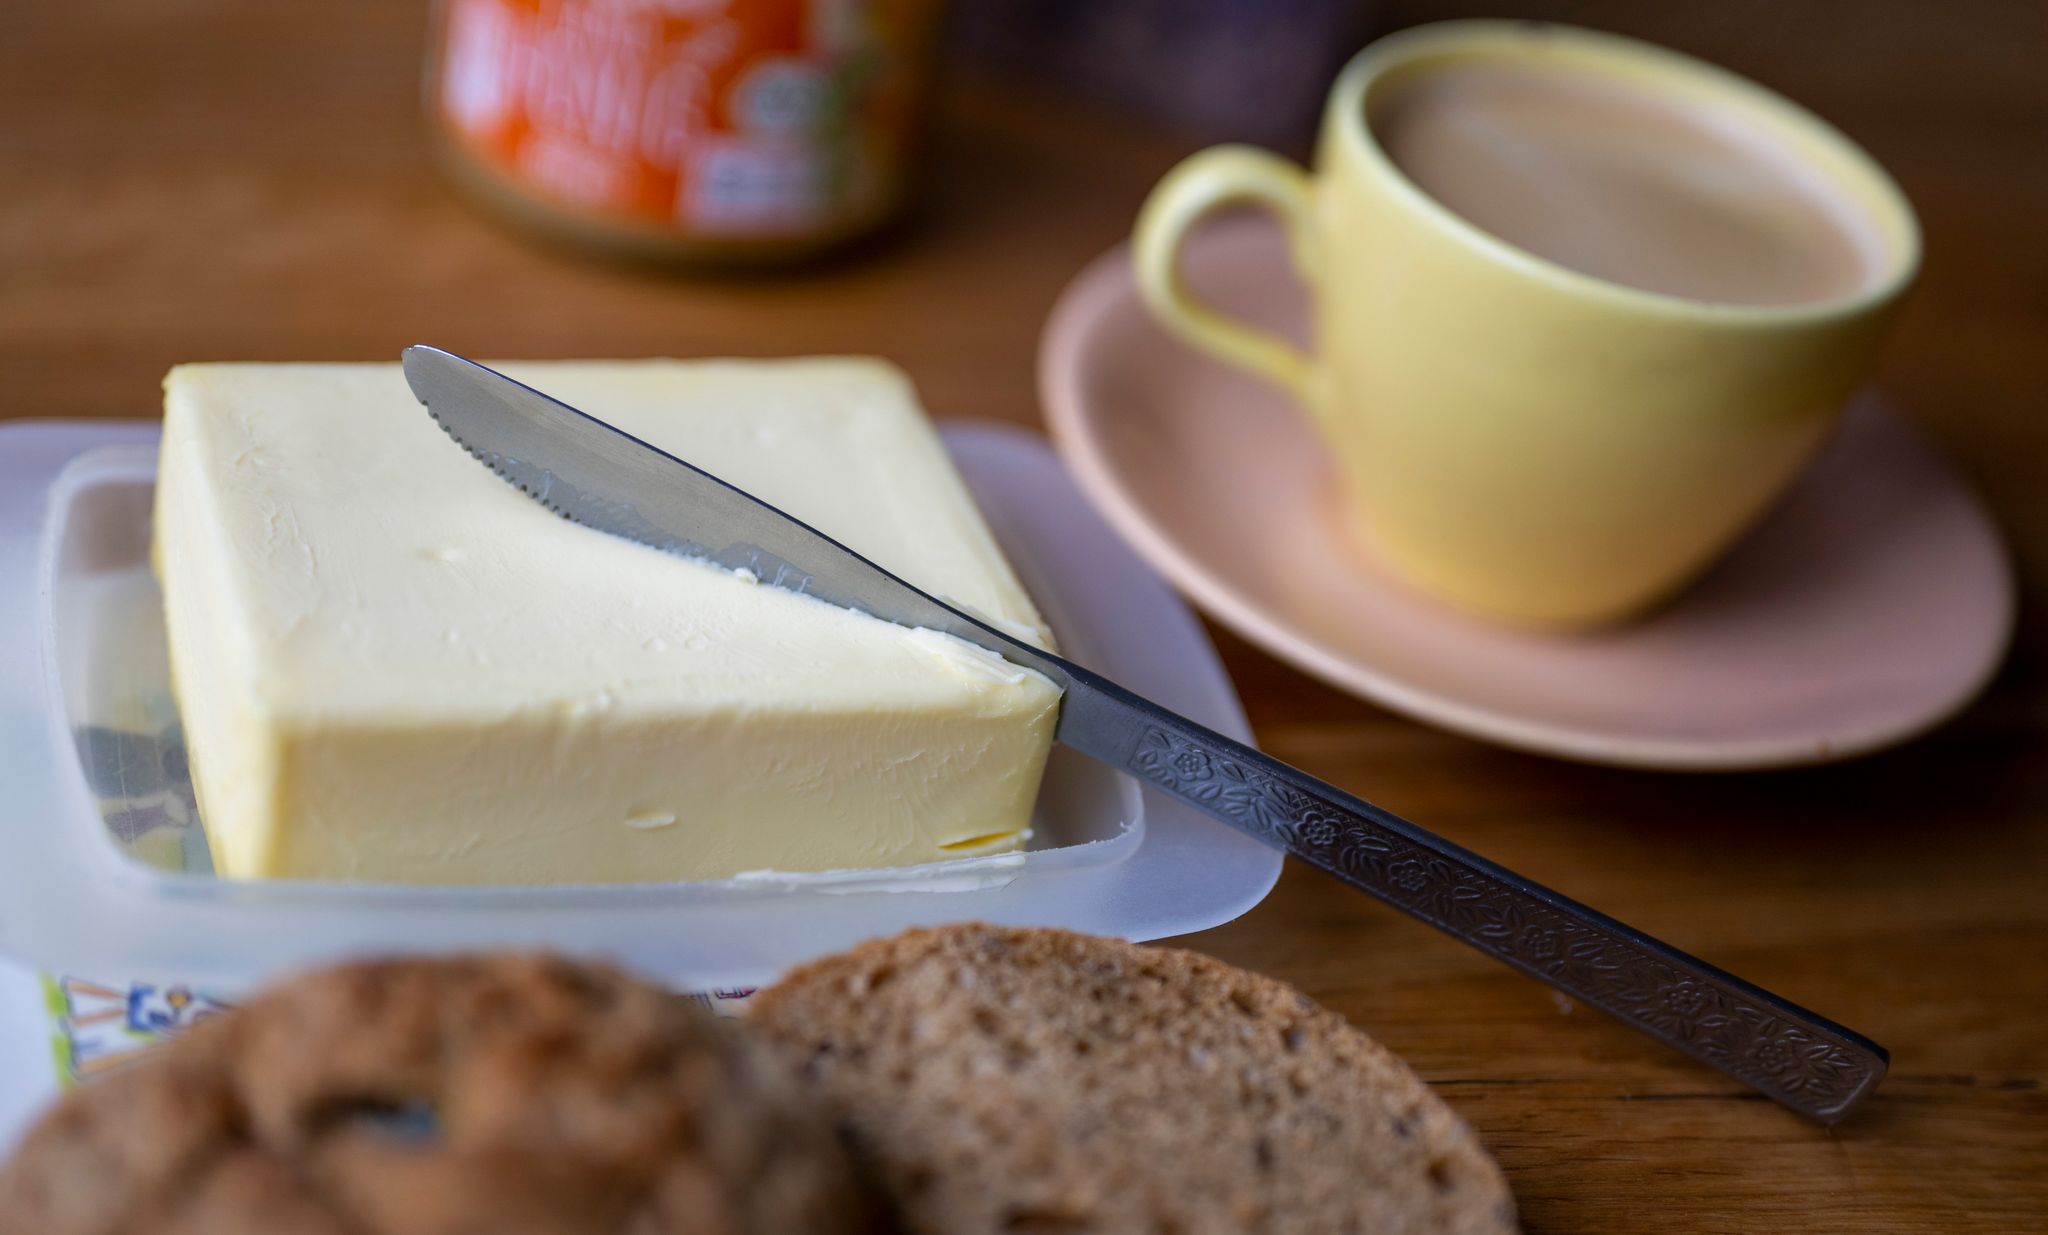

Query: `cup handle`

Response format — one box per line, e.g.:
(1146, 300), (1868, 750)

(1134, 145), (1321, 412)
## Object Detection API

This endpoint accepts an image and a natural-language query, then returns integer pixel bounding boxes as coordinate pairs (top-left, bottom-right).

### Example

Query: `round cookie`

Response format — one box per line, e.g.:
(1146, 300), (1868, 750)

(749, 924), (1517, 1235)
(0, 954), (887, 1235)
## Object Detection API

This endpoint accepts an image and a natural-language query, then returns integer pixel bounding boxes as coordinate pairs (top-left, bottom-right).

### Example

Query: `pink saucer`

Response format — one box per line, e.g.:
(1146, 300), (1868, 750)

(1041, 216), (2015, 769)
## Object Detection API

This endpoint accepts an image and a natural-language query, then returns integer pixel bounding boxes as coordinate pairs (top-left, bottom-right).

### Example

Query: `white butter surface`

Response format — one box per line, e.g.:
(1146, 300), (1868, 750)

(153, 360), (1061, 884)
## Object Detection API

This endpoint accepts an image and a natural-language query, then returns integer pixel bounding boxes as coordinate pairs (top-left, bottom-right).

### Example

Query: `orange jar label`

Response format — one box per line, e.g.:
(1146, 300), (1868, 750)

(431, 0), (937, 242)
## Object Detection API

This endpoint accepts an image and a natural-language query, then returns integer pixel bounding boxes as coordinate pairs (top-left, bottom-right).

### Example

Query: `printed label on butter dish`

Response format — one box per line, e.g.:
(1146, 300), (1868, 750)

(40, 974), (231, 1086)
(34, 974), (756, 1092)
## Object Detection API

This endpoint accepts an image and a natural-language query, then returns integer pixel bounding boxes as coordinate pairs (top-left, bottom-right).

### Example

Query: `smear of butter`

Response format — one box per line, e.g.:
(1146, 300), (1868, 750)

(730, 849), (1029, 895)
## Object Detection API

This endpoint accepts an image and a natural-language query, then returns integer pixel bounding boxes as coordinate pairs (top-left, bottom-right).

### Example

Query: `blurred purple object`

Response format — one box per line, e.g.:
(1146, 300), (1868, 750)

(950, 0), (1373, 147)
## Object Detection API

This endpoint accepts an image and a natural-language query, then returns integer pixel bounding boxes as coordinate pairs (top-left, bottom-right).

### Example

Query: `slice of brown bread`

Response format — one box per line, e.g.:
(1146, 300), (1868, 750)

(749, 924), (1517, 1235)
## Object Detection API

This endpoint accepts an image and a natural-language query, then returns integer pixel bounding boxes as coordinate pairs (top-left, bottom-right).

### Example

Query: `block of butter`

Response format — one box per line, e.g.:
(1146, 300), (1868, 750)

(152, 360), (1062, 884)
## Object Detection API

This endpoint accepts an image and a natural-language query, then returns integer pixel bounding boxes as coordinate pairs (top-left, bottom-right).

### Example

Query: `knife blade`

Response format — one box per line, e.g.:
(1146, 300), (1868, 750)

(401, 344), (1887, 1124)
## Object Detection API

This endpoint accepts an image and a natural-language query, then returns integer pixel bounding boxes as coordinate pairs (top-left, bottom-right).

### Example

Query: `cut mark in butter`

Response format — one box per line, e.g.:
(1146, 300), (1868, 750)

(934, 593), (1052, 646)
(623, 810), (677, 831)
(905, 628), (1035, 685)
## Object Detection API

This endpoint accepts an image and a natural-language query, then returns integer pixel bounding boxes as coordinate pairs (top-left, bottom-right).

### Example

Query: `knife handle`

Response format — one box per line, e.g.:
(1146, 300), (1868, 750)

(1059, 670), (1887, 1124)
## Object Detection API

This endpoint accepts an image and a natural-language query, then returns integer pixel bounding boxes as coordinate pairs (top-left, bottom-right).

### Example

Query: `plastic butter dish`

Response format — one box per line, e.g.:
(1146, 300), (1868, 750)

(0, 419), (1280, 1144)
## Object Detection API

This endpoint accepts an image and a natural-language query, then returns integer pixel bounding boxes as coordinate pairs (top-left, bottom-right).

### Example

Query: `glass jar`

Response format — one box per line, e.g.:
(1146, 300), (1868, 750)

(424, 0), (945, 266)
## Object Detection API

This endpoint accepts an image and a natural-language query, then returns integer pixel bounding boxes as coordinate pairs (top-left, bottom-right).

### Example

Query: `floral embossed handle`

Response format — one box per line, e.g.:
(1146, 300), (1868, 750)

(1056, 668), (1888, 1124)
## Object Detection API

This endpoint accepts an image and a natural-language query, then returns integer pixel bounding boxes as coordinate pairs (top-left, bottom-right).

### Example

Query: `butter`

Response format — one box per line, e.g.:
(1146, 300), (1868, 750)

(152, 360), (1062, 884)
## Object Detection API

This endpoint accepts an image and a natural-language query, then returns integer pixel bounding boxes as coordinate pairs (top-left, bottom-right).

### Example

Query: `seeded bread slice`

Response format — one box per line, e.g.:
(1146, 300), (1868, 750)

(748, 924), (1517, 1235)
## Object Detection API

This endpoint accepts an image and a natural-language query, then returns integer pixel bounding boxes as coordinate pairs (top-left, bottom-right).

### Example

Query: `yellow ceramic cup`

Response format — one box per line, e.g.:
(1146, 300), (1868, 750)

(1134, 21), (1919, 627)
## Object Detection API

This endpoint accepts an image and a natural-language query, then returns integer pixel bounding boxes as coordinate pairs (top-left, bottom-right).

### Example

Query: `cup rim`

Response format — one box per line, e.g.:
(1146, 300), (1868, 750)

(1332, 19), (1923, 325)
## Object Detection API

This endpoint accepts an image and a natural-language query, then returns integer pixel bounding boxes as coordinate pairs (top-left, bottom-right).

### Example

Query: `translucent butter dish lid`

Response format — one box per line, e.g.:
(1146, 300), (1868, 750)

(0, 420), (1282, 995)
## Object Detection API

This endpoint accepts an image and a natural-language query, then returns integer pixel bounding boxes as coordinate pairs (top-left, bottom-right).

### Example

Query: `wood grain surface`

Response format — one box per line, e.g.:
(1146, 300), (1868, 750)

(3, 2), (2044, 1231)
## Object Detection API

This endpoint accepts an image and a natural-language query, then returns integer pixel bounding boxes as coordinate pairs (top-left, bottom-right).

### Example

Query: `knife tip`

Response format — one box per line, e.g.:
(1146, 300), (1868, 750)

(400, 344), (450, 403)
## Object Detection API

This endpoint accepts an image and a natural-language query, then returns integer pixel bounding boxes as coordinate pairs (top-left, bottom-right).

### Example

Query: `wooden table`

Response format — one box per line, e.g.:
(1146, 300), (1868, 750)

(4, 2), (2043, 1230)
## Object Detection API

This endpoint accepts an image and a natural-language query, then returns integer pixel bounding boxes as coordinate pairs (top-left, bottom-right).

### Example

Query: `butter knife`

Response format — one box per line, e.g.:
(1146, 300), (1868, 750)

(401, 345), (1887, 1124)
